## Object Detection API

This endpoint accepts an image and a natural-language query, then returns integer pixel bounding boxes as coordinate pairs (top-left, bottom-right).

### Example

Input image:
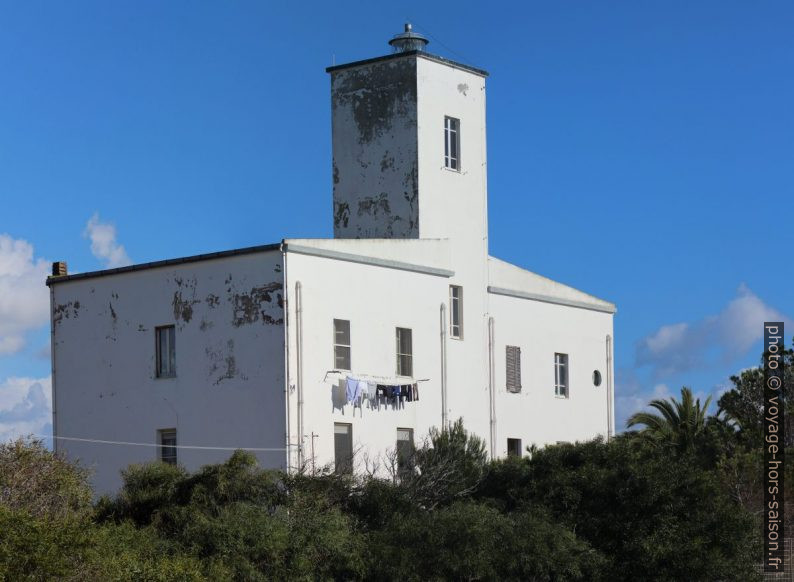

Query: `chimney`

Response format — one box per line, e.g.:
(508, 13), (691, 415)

(51, 261), (68, 277)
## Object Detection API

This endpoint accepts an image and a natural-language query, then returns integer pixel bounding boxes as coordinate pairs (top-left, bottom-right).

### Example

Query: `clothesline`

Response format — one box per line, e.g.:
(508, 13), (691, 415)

(322, 369), (430, 384)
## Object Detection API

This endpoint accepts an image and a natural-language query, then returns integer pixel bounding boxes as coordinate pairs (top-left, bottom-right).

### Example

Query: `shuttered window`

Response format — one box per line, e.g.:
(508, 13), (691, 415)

(333, 319), (351, 370)
(334, 423), (353, 474)
(506, 345), (521, 393)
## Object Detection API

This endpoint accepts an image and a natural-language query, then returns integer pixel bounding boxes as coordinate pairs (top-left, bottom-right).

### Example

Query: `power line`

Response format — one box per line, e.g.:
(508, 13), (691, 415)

(29, 434), (287, 452)
(409, 20), (475, 66)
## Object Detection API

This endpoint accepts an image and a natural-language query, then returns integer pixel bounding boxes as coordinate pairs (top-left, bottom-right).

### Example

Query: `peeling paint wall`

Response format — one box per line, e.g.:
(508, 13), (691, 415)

(51, 251), (286, 495)
(331, 57), (419, 238)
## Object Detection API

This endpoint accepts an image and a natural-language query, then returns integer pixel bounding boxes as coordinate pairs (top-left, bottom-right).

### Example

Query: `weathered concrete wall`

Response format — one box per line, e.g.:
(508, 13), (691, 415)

(331, 57), (419, 238)
(50, 250), (286, 495)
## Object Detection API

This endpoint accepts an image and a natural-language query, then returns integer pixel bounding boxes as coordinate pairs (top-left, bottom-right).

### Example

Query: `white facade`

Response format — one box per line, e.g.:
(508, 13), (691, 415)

(49, 34), (615, 495)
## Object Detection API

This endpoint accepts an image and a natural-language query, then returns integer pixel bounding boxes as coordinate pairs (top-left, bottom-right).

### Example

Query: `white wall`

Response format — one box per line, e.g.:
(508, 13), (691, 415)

(489, 292), (614, 454)
(50, 250), (286, 495)
(284, 247), (449, 475)
(283, 242), (614, 474)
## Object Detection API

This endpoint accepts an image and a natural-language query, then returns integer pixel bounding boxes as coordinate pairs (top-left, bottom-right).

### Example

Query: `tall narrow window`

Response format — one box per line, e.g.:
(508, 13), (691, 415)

(396, 327), (413, 377)
(506, 345), (521, 393)
(444, 116), (460, 170)
(155, 325), (175, 378)
(449, 285), (463, 338)
(334, 423), (353, 474)
(396, 428), (414, 480)
(555, 353), (569, 397)
(333, 319), (351, 370)
(507, 438), (522, 457)
(158, 429), (177, 464)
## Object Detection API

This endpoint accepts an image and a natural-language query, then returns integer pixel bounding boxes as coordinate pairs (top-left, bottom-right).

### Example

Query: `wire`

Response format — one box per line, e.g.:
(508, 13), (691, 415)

(409, 20), (475, 66)
(29, 434), (287, 452)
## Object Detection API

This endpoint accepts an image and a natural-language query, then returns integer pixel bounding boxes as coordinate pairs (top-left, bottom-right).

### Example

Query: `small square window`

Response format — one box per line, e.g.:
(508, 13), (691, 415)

(334, 423), (353, 475)
(506, 346), (521, 393)
(333, 319), (351, 370)
(444, 116), (460, 170)
(507, 438), (522, 457)
(396, 328), (413, 377)
(158, 429), (177, 465)
(449, 285), (463, 339)
(156, 325), (175, 378)
(555, 353), (569, 397)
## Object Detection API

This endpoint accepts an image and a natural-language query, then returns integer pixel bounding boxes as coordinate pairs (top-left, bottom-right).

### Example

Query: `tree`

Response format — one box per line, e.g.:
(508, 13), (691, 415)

(0, 438), (94, 580)
(627, 386), (712, 454)
(717, 343), (794, 448)
(401, 418), (488, 509)
(476, 436), (760, 581)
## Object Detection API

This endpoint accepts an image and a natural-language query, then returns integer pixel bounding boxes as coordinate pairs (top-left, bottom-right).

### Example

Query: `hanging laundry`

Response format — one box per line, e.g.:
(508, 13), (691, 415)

(346, 376), (358, 404)
(355, 379), (368, 407)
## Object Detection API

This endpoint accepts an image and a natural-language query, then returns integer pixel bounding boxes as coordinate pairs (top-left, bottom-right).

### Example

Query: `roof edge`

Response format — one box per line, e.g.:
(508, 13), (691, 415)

(326, 50), (488, 78)
(46, 243), (281, 286)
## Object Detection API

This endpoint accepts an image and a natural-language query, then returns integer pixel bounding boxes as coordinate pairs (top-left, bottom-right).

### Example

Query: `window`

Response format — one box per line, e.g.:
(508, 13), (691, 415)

(396, 327), (413, 377)
(444, 116), (460, 170)
(507, 438), (522, 458)
(156, 325), (175, 378)
(396, 428), (414, 479)
(554, 353), (569, 397)
(158, 429), (177, 465)
(333, 319), (351, 370)
(449, 285), (463, 338)
(506, 345), (521, 393)
(334, 423), (353, 474)
(593, 370), (602, 387)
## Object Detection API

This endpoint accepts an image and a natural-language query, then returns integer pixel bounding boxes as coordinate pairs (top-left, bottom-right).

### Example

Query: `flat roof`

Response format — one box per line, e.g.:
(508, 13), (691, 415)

(46, 243), (280, 286)
(326, 50), (489, 78)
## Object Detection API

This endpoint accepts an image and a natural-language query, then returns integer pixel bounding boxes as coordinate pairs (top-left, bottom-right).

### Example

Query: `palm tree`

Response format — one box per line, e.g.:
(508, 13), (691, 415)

(627, 387), (713, 453)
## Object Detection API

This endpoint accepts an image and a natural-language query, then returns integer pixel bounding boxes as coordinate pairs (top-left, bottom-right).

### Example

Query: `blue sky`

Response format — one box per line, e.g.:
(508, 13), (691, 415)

(1, 1), (792, 441)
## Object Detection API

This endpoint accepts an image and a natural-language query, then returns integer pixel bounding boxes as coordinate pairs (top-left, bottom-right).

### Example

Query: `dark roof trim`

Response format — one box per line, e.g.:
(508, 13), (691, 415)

(46, 243), (281, 286)
(326, 50), (489, 78)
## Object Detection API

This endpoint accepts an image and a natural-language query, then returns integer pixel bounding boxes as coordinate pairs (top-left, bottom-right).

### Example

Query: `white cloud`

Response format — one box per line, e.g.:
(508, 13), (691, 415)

(636, 284), (791, 378)
(0, 234), (50, 355)
(0, 376), (52, 443)
(83, 213), (131, 268)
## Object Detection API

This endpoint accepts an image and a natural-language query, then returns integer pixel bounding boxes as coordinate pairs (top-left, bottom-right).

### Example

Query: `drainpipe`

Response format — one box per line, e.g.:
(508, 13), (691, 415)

(48, 284), (57, 453)
(281, 244), (291, 472)
(295, 281), (304, 469)
(440, 303), (448, 428)
(488, 316), (496, 459)
(606, 334), (613, 441)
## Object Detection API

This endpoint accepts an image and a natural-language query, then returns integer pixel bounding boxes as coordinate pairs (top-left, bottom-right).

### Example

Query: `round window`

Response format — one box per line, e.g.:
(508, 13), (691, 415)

(593, 370), (602, 387)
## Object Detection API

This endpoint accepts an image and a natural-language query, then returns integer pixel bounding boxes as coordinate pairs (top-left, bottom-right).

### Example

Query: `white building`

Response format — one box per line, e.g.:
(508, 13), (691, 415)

(47, 25), (616, 495)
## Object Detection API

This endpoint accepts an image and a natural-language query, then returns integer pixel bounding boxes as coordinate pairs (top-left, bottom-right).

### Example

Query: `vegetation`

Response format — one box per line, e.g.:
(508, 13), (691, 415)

(0, 345), (789, 580)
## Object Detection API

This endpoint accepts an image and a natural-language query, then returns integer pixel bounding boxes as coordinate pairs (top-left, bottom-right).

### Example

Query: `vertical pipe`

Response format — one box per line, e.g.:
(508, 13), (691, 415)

(488, 316), (496, 459)
(606, 334), (613, 441)
(281, 246), (291, 472)
(295, 281), (304, 469)
(440, 303), (448, 428)
(48, 284), (57, 453)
